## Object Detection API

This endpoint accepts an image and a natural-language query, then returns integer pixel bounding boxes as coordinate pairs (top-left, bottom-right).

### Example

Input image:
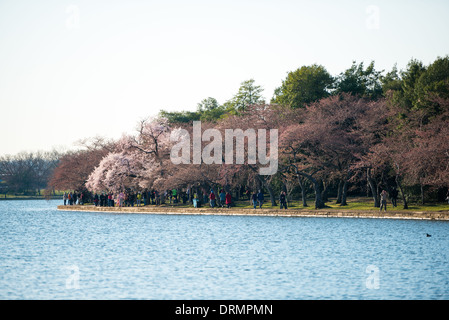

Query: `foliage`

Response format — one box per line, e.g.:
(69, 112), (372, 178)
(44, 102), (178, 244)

(40, 56), (449, 207)
(334, 61), (384, 100)
(272, 64), (333, 108)
(0, 151), (60, 195)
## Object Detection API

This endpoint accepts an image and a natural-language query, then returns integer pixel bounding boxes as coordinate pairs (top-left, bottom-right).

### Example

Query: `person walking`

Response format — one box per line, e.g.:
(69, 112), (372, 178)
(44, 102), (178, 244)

(107, 193), (113, 207)
(193, 192), (199, 208)
(225, 192), (232, 209)
(380, 190), (388, 212)
(279, 191), (287, 209)
(251, 192), (257, 209)
(209, 190), (216, 208)
(118, 191), (124, 207)
(219, 189), (226, 208)
(136, 192), (142, 207)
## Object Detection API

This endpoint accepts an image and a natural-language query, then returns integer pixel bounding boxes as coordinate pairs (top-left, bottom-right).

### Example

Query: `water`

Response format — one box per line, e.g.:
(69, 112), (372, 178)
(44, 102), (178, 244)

(0, 200), (448, 300)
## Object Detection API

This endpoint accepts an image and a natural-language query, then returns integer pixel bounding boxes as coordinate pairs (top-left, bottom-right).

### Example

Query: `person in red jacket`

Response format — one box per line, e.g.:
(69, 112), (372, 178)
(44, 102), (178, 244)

(225, 192), (232, 208)
(209, 190), (216, 208)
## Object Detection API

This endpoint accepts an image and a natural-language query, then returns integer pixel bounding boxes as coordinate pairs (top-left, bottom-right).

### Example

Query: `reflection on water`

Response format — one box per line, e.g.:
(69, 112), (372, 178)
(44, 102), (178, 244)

(0, 200), (448, 299)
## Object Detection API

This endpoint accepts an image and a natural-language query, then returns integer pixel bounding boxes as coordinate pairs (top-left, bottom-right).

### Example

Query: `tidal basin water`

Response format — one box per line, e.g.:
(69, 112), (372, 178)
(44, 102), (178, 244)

(1, 200), (448, 300)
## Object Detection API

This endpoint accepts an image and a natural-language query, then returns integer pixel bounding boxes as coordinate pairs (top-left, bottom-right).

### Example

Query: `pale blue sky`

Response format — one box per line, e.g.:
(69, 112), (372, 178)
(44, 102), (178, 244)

(1, 0), (448, 155)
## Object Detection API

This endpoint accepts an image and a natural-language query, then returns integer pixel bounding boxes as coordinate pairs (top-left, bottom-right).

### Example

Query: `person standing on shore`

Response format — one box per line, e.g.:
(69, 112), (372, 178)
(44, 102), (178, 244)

(279, 191), (287, 209)
(63, 192), (68, 206)
(137, 192), (142, 206)
(380, 190), (388, 212)
(118, 191), (124, 207)
(446, 189), (449, 204)
(108, 192), (113, 207)
(225, 192), (232, 209)
(209, 190), (216, 208)
(251, 192), (257, 209)
(219, 189), (226, 208)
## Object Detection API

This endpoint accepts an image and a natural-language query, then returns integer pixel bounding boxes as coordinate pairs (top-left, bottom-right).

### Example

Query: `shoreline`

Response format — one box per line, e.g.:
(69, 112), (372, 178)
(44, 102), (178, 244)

(0, 196), (61, 201)
(57, 205), (449, 221)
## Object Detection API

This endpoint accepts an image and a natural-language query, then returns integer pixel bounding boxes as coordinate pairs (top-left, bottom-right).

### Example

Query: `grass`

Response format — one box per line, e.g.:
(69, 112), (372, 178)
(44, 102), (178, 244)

(325, 197), (449, 212)
(0, 192), (62, 200)
(160, 197), (449, 212)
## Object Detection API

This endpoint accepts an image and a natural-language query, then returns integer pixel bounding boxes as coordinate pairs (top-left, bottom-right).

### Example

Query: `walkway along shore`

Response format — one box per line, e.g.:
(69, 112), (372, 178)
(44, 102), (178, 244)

(57, 205), (449, 221)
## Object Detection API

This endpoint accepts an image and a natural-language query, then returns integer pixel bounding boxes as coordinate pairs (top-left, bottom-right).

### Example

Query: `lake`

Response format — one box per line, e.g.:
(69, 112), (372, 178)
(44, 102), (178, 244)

(0, 200), (448, 300)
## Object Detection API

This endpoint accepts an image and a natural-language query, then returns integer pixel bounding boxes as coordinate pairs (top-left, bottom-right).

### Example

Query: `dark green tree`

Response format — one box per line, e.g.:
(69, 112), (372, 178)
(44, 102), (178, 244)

(381, 63), (402, 94)
(414, 55), (449, 117)
(272, 64), (333, 108)
(159, 110), (201, 124)
(334, 61), (383, 100)
(394, 59), (427, 110)
(226, 79), (265, 113)
(197, 97), (227, 122)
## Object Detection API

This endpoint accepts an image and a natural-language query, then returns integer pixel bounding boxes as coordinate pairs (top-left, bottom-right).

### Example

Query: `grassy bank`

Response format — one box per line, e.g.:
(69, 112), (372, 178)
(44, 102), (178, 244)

(172, 197), (449, 213)
(0, 194), (61, 200)
(58, 196), (449, 216)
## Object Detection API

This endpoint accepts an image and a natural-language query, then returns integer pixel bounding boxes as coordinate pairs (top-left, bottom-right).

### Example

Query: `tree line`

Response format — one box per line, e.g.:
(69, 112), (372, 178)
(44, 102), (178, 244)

(0, 151), (60, 196)
(39, 56), (449, 207)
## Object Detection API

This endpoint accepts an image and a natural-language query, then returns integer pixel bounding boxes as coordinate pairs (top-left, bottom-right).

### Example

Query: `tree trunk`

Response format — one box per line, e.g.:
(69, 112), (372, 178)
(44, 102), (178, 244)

(367, 168), (379, 207)
(420, 184), (425, 205)
(313, 180), (325, 209)
(298, 173), (324, 209)
(267, 184), (277, 206)
(297, 175), (308, 207)
(321, 180), (329, 203)
(336, 180), (343, 204)
(340, 180), (348, 206)
(188, 186), (192, 203)
(340, 170), (351, 206)
(395, 175), (408, 209)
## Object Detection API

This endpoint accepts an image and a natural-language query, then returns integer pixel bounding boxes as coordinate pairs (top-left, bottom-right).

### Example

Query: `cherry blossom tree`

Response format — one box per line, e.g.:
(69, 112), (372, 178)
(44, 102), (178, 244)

(48, 138), (113, 192)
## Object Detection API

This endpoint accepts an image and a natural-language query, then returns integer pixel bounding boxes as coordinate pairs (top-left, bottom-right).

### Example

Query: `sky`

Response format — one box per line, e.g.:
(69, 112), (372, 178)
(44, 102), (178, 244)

(1, 0), (448, 156)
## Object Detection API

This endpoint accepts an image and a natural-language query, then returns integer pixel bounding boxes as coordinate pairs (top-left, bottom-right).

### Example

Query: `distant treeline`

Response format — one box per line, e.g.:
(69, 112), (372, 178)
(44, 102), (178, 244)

(0, 151), (60, 196)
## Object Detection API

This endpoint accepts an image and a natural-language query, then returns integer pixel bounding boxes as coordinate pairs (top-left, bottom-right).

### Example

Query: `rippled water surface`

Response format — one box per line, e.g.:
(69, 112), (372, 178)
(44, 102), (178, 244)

(1, 200), (448, 299)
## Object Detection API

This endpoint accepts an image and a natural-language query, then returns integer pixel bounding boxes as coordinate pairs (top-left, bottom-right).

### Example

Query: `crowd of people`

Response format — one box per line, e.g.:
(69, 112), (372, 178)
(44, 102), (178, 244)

(62, 185), (449, 210)
(63, 189), (190, 207)
(62, 186), (291, 210)
(62, 191), (84, 206)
